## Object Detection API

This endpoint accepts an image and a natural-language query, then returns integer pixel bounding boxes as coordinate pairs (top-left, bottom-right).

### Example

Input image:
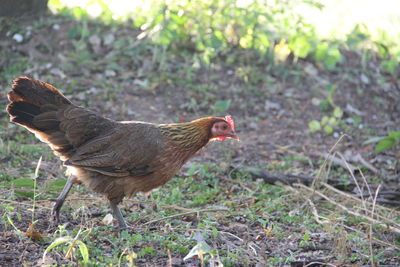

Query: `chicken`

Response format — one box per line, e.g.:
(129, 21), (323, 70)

(6, 77), (239, 228)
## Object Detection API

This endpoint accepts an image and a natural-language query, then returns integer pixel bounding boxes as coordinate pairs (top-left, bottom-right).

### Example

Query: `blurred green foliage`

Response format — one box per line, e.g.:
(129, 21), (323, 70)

(309, 106), (343, 136)
(364, 131), (400, 153)
(48, 0), (399, 72)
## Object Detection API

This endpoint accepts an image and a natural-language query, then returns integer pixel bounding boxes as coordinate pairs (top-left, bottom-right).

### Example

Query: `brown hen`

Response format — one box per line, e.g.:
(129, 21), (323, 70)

(6, 77), (238, 228)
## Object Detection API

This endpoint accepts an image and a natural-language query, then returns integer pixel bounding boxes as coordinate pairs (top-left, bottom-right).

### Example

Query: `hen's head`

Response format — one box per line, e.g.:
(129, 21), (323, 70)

(210, 115), (239, 141)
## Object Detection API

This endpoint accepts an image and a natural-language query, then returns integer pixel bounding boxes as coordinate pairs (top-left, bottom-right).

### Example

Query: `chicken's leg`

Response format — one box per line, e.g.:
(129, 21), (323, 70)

(110, 201), (128, 229)
(51, 176), (74, 224)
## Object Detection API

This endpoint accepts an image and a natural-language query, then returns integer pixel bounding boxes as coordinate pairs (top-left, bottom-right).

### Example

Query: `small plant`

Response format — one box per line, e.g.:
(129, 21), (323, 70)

(380, 54), (400, 75)
(183, 231), (215, 265)
(137, 246), (157, 257)
(363, 131), (400, 153)
(309, 106), (343, 135)
(309, 82), (344, 136)
(298, 230), (310, 248)
(1, 205), (24, 239)
(31, 157), (42, 225)
(320, 83), (338, 111)
(43, 228), (92, 265)
(118, 247), (138, 267)
(314, 41), (342, 70)
(289, 36), (313, 61)
(213, 99), (231, 114)
(25, 157), (44, 241)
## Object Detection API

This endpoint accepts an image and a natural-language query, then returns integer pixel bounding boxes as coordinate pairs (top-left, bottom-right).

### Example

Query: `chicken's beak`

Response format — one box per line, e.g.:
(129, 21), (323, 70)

(229, 131), (240, 141)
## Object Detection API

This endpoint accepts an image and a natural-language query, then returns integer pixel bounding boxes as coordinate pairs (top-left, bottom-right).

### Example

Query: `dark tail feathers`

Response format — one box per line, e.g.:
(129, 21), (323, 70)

(6, 77), (71, 131)
(6, 77), (74, 159)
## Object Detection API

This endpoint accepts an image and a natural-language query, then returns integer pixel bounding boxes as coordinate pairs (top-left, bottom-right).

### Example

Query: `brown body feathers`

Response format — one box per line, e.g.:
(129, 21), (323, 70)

(6, 77), (238, 218)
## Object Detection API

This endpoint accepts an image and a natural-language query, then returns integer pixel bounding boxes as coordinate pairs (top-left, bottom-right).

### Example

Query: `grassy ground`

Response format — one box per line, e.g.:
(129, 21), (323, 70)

(0, 11), (399, 267)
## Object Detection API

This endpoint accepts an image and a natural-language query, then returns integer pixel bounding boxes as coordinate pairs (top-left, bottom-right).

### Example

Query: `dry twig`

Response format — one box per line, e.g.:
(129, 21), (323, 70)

(293, 183), (400, 235)
(316, 151), (357, 173)
(143, 208), (228, 226)
(368, 184), (381, 267)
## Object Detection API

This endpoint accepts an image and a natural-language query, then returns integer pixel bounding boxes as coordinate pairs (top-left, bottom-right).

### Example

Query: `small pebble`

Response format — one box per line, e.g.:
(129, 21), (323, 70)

(344, 117), (354, 124)
(89, 35), (101, 46)
(360, 73), (370, 84)
(265, 100), (281, 111)
(12, 33), (23, 43)
(103, 33), (115, 45)
(311, 97), (321, 106)
(105, 69), (116, 77)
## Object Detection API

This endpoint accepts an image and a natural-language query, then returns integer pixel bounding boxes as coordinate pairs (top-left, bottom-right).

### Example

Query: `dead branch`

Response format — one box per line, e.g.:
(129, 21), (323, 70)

(243, 166), (400, 206)
(243, 167), (314, 185)
(142, 208), (228, 226)
(321, 183), (400, 218)
(315, 152), (357, 173)
(293, 183), (400, 235)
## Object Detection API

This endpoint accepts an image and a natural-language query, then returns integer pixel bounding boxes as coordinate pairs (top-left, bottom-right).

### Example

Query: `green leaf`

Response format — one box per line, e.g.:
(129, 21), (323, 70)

(314, 42), (328, 61)
(49, 179), (68, 192)
(328, 117), (338, 127)
(319, 99), (330, 111)
(321, 116), (329, 126)
(239, 34), (253, 49)
(213, 100), (231, 113)
(315, 42), (342, 70)
(138, 246), (156, 257)
(309, 120), (321, 132)
(289, 36), (312, 59)
(303, 230), (310, 241)
(6, 215), (23, 236)
(183, 240), (212, 261)
(375, 138), (395, 153)
(333, 107), (343, 118)
(324, 47), (342, 69)
(15, 191), (35, 198)
(210, 34), (223, 50)
(381, 58), (399, 74)
(43, 236), (73, 258)
(211, 226), (218, 239)
(362, 136), (386, 145)
(77, 240), (89, 263)
(255, 33), (270, 53)
(13, 178), (34, 188)
(388, 131), (400, 139)
(323, 125), (334, 135)
(364, 132), (400, 148)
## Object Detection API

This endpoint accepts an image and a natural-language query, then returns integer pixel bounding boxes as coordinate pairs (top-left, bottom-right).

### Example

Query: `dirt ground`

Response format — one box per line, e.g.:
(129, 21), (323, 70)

(0, 13), (399, 266)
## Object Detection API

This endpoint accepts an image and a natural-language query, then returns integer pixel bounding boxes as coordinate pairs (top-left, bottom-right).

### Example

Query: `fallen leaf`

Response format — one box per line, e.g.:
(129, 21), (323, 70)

(102, 213), (114, 225)
(183, 232), (213, 261)
(26, 223), (43, 241)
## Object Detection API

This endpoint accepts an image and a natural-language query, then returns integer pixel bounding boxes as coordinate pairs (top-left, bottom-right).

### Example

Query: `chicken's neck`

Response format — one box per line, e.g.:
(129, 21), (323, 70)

(159, 117), (224, 152)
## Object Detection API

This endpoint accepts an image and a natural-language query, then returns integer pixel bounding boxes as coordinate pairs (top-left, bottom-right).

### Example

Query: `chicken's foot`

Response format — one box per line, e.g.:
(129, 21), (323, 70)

(51, 176), (74, 224)
(110, 201), (128, 229)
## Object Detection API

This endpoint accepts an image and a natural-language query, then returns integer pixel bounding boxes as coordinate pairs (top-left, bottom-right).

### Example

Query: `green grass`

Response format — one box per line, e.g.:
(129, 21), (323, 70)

(2, 146), (399, 265)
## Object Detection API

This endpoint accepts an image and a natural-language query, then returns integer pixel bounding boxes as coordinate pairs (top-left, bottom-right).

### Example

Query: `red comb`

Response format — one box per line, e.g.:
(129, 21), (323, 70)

(224, 115), (235, 131)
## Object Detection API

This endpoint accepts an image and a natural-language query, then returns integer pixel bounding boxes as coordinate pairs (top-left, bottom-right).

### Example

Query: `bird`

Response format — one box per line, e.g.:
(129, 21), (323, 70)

(6, 77), (239, 229)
